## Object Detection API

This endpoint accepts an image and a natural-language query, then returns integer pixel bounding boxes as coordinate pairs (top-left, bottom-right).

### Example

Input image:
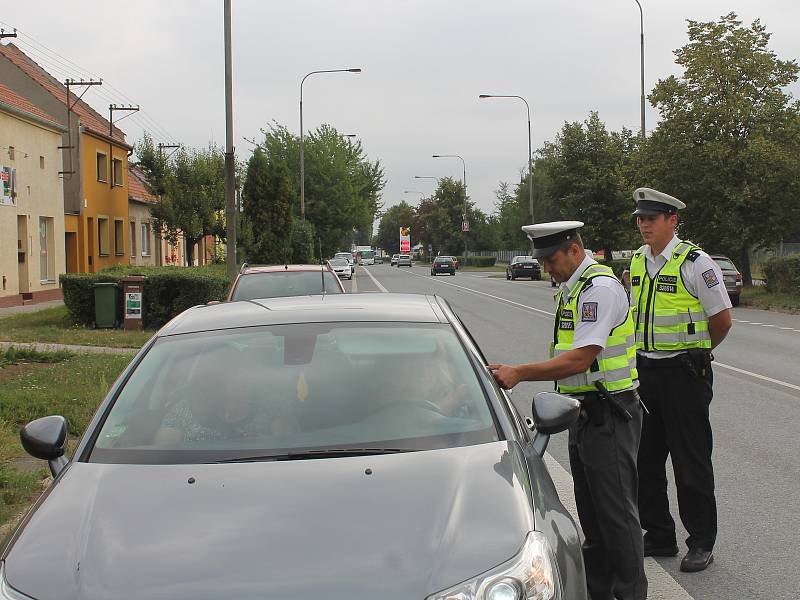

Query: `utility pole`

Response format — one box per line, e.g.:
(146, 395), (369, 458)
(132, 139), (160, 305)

(62, 78), (102, 178)
(0, 28), (18, 40)
(157, 143), (180, 160)
(223, 0), (237, 277)
(108, 104), (139, 187)
(634, 0), (646, 139)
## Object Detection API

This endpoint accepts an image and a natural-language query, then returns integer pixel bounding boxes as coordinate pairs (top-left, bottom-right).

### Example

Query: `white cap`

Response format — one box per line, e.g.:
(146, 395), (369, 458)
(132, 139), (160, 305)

(632, 188), (686, 215)
(521, 221), (584, 258)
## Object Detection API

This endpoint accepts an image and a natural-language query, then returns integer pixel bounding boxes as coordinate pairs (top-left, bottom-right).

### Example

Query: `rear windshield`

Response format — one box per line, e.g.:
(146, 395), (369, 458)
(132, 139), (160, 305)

(713, 258), (736, 271)
(435, 258), (452, 264)
(91, 323), (498, 464)
(512, 256), (534, 263)
(231, 271), (342, 300)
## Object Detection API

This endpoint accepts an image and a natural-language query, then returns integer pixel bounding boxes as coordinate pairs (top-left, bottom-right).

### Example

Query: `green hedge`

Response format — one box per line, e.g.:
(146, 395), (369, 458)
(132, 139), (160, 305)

(597, 258), (631, 278)
(454, 256), (497, 267)
(764, 255), (800, 294)
(60, 266), (232, 329)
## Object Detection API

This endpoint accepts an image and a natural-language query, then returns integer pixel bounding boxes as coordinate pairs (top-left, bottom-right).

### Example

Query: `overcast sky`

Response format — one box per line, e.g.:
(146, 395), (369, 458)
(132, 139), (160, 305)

(3, 1), (799, 218)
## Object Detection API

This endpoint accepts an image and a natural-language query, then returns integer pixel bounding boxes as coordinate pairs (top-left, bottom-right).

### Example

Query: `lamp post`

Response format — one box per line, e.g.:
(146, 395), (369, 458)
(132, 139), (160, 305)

(432, 154), (468, 256)
(404, 190), (425, 198)
(479, 93), (534, 254)
(299, 68), (361, 219)
(634, 0), (645, 139)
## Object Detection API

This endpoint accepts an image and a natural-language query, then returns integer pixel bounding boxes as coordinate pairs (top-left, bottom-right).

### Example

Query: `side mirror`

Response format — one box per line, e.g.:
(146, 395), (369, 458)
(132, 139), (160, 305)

(530, 392), (581, 456)
(20, 415), (69, 477)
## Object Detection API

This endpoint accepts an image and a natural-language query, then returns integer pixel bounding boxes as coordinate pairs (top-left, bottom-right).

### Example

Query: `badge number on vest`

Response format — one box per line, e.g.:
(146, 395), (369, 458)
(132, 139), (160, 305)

(656, 274), (677, 293)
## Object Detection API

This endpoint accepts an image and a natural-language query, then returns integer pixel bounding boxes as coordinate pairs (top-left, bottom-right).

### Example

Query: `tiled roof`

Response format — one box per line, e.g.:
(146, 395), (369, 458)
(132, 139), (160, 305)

(0, 43), (128, 145)
(0, 83), (61, 127)
(128, 164), (158, 204)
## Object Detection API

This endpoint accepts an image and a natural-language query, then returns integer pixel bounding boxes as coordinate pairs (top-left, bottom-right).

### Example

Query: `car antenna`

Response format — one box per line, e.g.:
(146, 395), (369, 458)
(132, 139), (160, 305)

(318, 237), (326, 297)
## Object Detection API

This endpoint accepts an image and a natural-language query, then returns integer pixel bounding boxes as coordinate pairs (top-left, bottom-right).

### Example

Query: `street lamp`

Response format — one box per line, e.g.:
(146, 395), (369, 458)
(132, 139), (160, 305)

(634, 0), (645, 139)
(414, 175), (440, 182)
(299, 68), (361, 219)
(479, 93), (534, 254)
(432, 154), (468, 256)
(404, 190), (424, 197)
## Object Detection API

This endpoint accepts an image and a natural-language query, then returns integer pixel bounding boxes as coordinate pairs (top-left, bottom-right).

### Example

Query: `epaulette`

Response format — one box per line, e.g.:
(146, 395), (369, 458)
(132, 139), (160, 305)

(687, 250), (700, 262)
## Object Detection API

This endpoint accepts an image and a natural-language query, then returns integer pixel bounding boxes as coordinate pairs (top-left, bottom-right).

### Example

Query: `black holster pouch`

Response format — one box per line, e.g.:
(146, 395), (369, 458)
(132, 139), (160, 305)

(682, 349), (712, 378)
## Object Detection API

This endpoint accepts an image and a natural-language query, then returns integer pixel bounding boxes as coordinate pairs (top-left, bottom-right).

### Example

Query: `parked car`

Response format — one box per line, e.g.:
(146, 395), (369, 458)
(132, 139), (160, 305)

(397, 254), (412, 267)
(431, 256), (456, 276)
(391, 253), (400, 266)
(328, 257), (353, 280)
(227, 264), (345, 301)
(710, 254), (742, 306)
(334, 252), (356, 270)
(4, 294), (586, 600)
(506, 256), (542, 280)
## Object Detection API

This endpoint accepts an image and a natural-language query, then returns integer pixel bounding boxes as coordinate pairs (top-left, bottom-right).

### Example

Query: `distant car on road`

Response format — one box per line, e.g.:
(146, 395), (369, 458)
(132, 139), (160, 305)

(710, 254), (742, 306)
(334, 252), (355, 270)
(397, 254), (412, 267)
(391, 254), (400, 266)
(227, 264), (345, 301)
(431, 256), (456, 276)
(6, 293), (587, 600)
(328, 258), (353, 280)
(439, 255), (458, 270)
(506, 256), (542, 280)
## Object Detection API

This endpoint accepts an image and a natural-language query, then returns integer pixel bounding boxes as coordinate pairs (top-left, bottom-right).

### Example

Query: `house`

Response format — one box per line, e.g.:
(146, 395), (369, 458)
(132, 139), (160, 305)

(127, 164), (159, 266)
(0, 84), (66, 307)
(0, 42), (133, 275)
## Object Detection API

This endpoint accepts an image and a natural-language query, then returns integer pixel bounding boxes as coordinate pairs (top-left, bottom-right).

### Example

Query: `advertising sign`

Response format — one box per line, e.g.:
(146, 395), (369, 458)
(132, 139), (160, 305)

(1, 166), (17, 206)
(125, 292), (142, 319)
(399, 226), (411, 253)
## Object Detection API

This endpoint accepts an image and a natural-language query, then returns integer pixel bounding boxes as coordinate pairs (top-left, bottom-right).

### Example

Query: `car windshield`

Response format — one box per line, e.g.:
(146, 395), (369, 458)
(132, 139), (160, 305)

(231, 271), (341, 300)
(512, 256), (534, 263)
(434, 258), (451, 264)
(91, 323), (498, 464)
(329, 258), (348, 267)
(713, 258), (736, 271)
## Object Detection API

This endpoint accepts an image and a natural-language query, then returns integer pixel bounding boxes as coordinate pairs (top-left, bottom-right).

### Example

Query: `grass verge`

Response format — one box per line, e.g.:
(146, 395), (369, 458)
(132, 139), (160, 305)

(740, 286), (800, 314)
(0, 305), (152, 348)
(0, 349), (134, 548)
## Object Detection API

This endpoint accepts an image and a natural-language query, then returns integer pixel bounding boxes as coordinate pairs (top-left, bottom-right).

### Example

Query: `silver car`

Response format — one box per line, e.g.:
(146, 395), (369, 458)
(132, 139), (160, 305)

(397, 254), (412, 267)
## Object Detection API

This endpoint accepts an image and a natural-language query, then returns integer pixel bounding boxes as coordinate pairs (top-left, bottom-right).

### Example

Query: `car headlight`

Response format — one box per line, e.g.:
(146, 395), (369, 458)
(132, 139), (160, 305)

(0, 563), (34, 600)
(426, 532), (561, 600)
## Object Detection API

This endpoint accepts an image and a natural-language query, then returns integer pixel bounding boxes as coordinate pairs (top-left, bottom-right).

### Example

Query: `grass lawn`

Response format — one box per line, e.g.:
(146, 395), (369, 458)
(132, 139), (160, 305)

(740, 286), (800, 314)
(0, 349), (134, 548)
(0, 305), (152, 348)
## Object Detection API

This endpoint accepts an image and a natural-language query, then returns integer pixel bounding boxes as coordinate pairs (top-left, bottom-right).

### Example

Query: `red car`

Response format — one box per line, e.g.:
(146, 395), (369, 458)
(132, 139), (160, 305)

(227, 264), (345, 302)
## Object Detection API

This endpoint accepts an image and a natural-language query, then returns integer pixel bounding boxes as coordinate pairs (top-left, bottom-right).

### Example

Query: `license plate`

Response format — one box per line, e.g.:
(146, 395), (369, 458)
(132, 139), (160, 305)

(523, 265), (532, 269)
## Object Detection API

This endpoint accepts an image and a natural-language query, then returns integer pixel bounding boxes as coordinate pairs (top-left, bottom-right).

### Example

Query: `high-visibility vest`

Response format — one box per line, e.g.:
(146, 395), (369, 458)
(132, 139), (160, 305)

(629, 240), (712, 352)
(552, 263), (638, 394)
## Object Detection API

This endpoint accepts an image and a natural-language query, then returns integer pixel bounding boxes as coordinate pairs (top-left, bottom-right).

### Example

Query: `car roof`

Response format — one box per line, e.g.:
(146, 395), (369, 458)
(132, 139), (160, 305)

(240, 264), (331, 274)
(160, 293), (450, 336)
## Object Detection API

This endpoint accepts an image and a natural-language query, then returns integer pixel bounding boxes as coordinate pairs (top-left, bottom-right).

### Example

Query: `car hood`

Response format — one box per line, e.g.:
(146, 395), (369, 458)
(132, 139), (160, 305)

(4, 441), (535, 600)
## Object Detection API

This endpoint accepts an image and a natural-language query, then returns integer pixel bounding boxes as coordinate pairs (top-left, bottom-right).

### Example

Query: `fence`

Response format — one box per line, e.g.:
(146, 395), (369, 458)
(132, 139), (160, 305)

(470, 250), (528, 264)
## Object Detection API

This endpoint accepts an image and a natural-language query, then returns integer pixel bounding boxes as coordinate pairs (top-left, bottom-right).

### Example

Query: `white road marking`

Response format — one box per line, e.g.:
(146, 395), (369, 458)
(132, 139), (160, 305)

(350, 268), (359, 293)
(395, 267), (800, 395)
(543, 454), (695, 600)
(732, 319), (800, 334)
(361, 266), (388, 293)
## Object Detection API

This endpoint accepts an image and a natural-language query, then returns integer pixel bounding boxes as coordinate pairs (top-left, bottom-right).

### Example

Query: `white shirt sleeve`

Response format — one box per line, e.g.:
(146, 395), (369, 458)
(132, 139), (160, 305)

(681, 252), (732, 317)
(572, 279), (631, 350)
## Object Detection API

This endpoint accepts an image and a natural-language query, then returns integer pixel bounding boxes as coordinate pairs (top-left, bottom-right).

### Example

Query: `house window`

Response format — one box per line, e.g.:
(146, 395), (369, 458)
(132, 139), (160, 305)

(8, 146), (14, 160)
(130, 221), (137, 257)
(40, 156), (45, 169)
(112, 158), (123, 186)
(114, 219), (124, 256)
(141, 222), (151, 256)
(39, 216), (54, 282)
(96, 152), (108, 182)
(98, 216), (110, 255)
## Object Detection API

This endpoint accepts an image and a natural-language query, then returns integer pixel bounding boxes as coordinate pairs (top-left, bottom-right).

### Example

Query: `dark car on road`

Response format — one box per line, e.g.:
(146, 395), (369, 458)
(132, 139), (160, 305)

(4, 294), (586, 600)
(710, 254), (742, 306)
(227, 264), (345, 301)
(506, 255), (542, 280)
(430, 256), (456, 276)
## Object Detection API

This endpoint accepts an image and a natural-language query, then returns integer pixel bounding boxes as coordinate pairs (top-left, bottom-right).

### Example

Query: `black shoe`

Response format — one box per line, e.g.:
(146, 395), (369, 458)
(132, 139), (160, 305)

(680, 548), (714, 572)
(643, 540), (679, 557)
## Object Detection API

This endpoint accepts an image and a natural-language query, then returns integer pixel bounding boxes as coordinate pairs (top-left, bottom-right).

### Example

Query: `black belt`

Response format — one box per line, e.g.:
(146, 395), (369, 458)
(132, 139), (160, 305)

(636, 353), (686, 368)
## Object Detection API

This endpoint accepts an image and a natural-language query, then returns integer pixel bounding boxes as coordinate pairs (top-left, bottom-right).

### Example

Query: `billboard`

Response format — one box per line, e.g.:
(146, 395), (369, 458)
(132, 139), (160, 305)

(399, 226), (411, 253)
(1, 166), (17, 207)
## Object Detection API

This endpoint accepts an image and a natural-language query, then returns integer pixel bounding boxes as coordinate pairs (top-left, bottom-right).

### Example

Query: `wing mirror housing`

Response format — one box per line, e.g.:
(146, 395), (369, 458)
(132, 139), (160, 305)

(20, 415), (69, 477)
(530, 392), (581, 456)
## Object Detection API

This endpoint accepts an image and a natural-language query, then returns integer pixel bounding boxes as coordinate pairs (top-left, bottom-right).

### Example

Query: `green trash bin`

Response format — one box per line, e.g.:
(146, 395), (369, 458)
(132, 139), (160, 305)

(94, 283), (119, 329)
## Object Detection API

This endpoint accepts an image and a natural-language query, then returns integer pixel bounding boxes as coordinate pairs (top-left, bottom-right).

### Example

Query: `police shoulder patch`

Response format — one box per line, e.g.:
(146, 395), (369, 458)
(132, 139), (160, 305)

(702, 268), (719, 288)
(581, 302), (598, 322)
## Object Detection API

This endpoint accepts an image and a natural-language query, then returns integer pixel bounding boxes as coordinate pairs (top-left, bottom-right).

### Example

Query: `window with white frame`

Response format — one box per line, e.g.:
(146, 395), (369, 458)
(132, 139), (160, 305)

(96, 152), (108, 182)
(141, 222), (151, 256)
(112, 158), (123, 186)
(39, 216), (54, 281)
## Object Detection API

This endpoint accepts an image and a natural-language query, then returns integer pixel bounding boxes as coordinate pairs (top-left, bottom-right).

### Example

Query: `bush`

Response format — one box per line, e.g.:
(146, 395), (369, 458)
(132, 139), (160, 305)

(60, 266), (232, 329)
(764, 255), (800, 294)
(454, 256), (497, 267)
(597, 258), (631, 278)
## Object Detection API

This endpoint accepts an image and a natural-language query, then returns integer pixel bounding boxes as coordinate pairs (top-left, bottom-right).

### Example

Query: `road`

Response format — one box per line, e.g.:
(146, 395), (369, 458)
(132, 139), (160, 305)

(346, 263), (800, 600)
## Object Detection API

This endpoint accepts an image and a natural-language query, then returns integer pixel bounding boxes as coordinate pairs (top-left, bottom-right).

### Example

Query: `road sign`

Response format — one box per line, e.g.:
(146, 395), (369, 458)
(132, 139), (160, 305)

(462, 221), (470, 232)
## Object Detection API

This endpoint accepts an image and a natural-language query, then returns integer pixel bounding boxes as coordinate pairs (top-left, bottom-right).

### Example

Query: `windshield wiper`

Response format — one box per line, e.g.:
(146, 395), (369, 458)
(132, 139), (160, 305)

(216, 448), (414, 463)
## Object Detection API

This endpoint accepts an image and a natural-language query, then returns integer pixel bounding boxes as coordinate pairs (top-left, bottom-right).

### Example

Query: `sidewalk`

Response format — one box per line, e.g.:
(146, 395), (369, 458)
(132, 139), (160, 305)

(0, 300), (64, 318)
(0, 341), (138, 355)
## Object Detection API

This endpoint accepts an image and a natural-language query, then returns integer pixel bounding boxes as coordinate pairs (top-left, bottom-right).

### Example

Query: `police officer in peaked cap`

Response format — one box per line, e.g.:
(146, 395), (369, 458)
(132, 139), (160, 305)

(490, 221), (647, 600)
(629, 188), (732, 572)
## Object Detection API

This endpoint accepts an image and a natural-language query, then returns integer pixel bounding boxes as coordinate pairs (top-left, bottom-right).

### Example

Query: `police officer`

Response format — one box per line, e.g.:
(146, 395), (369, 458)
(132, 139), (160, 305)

(490, 221), (647, 600)
(630, 188), (732, 572)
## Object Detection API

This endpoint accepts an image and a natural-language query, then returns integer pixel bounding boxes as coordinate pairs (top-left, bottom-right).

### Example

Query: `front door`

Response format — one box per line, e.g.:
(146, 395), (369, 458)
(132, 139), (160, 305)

(17, 215), (29, 293)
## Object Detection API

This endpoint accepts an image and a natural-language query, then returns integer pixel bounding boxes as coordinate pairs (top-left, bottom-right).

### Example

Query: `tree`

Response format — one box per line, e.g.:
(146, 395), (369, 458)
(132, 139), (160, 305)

(241, 148), (293, 264)
(376, 201), (415, 254)
(643, 13), (800, 283)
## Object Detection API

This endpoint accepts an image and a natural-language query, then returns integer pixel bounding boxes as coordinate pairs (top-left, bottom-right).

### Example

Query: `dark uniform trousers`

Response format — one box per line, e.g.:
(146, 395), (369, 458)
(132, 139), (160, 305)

(568, 389), (647, 600)
(636, 354), (717, 552)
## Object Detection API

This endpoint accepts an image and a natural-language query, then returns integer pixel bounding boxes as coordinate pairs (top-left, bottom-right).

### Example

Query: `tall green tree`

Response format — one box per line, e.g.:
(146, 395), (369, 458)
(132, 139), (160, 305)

(241, 148), (293, 264)
(376, 201), (415, 254)
(643, 13), (800, 282)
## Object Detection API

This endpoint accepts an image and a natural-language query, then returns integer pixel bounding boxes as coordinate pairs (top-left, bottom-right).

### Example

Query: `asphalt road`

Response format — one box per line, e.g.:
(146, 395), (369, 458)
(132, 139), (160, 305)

(350, 263), (800, 600)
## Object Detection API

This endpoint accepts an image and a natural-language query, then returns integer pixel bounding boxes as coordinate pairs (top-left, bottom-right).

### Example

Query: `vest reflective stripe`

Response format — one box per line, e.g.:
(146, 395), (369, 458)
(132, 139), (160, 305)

(630, 241), (712, 351)
(552, 263), (638, 394)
